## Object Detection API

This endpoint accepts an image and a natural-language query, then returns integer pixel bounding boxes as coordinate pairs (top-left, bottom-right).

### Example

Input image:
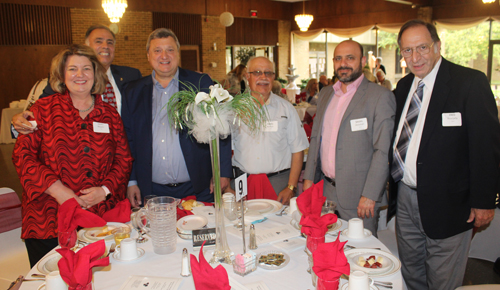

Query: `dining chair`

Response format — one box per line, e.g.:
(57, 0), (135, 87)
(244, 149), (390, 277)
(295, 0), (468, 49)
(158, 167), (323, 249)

(0, 188), (30, 289)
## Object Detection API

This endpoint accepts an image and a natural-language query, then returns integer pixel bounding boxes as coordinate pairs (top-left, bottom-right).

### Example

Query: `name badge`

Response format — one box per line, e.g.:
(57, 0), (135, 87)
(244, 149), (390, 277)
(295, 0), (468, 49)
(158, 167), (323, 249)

(263, 121), (278, 132)
(93, 122), (110, 133)
(442, 112), (462, 127)
(350, 118), (368, 132)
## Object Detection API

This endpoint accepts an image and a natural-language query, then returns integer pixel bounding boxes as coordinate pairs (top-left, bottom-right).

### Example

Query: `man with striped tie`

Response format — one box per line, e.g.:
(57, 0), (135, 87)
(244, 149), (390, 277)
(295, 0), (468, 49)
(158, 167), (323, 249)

(388, 19), (500, 290)
(12, 25), (142, 134)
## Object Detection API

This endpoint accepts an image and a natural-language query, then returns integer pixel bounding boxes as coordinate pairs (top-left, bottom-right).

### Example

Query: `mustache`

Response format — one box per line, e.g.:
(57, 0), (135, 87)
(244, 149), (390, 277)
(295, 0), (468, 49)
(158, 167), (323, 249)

(256, 80), (270, 85)
(337, 66), (353, 71)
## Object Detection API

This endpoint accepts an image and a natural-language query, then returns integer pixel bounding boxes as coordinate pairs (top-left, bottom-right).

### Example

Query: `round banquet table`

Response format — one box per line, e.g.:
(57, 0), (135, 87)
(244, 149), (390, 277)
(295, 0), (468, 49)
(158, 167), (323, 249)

(20, 212), (403, 290)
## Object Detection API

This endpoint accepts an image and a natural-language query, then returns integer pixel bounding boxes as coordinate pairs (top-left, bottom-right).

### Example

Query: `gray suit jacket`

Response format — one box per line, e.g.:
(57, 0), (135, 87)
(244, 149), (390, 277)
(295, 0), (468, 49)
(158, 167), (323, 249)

(303, 77), (396, 209)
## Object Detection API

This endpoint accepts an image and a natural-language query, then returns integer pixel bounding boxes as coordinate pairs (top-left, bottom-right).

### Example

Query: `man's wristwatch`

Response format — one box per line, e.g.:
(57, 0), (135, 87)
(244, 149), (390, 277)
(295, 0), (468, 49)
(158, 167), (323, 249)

(287, 184), (297, 192)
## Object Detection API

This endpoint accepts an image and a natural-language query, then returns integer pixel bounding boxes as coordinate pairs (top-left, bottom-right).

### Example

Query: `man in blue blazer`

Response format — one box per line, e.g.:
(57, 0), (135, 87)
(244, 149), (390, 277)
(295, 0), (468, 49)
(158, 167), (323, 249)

(388, 20), (500, 290)
(122, 28), (232, 206)
(12, 25), (141, 134)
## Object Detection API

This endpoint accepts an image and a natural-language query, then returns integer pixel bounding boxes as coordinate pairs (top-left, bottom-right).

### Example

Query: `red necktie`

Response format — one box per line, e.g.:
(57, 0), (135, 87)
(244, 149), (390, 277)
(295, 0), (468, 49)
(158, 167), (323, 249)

(101, 82), (116, 108)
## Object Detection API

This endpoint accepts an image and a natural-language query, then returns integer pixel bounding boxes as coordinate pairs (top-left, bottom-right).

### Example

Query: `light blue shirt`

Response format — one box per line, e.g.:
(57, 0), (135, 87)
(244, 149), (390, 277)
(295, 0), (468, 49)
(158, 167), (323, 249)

(150, 70), (190, 184)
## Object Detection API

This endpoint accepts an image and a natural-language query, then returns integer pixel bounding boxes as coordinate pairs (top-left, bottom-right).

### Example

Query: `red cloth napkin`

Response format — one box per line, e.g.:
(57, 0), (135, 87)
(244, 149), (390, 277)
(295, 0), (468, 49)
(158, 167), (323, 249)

(300, 214), (337, 237)
(102, 199), (131, 223)
(57, 240), (109, 289)
(177, 196), (213, 220)
(297, 180), (326, 218)
(247, 174), (277, 200)
(57, 198), (106, 243)
(190, 242), (230, 290)
(312, 235), (350, 288)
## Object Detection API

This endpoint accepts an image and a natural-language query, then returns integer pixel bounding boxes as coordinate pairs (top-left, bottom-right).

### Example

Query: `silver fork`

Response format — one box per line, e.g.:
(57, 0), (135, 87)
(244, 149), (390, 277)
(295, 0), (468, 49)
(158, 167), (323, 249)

(275, 205), (288, 216)
(345, 244), (381, 251)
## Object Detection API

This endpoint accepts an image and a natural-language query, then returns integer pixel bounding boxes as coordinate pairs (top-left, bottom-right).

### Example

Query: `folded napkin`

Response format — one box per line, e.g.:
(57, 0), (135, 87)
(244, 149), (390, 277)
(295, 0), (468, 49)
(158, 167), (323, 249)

(297, 180), (325, 218)
(177, 196), (213, 220)
(190, 242), (230, 290)
(58, 198), (106, 243)
(312, 235), (350, 289)
(57, 240), (109, 289)
(102, 199), (131, 223)
(300, 214), (337, 237)
(247, 174), (277, 200)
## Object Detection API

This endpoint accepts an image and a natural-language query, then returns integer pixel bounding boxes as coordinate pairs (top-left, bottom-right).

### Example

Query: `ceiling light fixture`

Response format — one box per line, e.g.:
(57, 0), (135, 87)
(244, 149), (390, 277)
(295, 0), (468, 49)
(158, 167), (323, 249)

(295, 1), (313, 32)
(102, 0), (128, 23)
(483, 0), (495, 3)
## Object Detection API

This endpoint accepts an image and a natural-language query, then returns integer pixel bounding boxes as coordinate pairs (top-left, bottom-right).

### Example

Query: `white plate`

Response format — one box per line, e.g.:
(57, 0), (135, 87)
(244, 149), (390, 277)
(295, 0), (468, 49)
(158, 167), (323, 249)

(340, 283), (379, 290)
(79, 222), (127, 242)
(341, 229), (372, 240)
(257, 250), (290, 270)
(246, 200), (273, 214)
(176, 215), (208, 233)
(37, 252), (62, 274)
(344, 249), (401, 278)
(247, 199), (282, 215)
(291, 211), (342, 234)
(112, 247), (145, 263)
(350, 252), (394, 275)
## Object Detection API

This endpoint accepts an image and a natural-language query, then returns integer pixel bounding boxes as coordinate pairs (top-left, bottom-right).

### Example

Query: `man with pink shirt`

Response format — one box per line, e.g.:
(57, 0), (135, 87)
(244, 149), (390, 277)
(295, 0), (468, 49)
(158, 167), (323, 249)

(303, 40), (396, 234)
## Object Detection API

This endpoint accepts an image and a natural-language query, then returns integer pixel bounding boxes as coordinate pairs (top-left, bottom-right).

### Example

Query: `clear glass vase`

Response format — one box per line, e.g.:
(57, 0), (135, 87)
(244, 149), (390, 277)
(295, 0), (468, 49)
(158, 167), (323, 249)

(208, 135), (232, 264)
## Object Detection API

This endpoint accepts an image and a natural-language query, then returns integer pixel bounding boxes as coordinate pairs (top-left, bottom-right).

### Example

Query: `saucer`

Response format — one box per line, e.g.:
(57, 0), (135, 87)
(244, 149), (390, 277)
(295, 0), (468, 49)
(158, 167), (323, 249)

(340, 283), (378, 290)
(112, 248), (145, 263)
(341, 229), (372, 240)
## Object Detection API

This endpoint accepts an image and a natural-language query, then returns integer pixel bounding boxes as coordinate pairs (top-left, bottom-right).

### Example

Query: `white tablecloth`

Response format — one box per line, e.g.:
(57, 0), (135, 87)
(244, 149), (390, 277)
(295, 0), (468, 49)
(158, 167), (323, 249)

(20, 215), (403, 290)
(294, 104), (317, 121)
(0, 107), (23, 144)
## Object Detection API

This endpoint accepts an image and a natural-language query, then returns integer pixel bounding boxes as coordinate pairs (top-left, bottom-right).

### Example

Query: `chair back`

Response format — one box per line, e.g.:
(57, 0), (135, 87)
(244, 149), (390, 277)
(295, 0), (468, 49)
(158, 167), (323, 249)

(0, 188), (21, 234)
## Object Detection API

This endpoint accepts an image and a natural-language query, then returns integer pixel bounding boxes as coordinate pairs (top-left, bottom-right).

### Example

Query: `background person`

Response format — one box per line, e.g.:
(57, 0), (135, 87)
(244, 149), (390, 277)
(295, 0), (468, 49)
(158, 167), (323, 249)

(12, 44), (133, 267)
(224, 64), (248, 95)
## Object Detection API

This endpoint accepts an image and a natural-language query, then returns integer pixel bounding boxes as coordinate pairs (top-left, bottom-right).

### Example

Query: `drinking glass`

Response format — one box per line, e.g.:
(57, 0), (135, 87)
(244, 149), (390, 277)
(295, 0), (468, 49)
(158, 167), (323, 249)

(131, 207), (148, 243)
(321, 200), (336, 216)
(112, 226), (131, 246)
(143, 195), (157, 208)
(58, 230), (77, 249)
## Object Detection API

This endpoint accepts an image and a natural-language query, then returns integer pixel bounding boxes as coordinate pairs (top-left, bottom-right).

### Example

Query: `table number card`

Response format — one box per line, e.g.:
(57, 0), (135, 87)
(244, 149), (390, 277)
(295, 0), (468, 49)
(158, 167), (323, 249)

(235, 173), (248, 202)
(118, 275), (182, 290)
(255, 224), (301, 245)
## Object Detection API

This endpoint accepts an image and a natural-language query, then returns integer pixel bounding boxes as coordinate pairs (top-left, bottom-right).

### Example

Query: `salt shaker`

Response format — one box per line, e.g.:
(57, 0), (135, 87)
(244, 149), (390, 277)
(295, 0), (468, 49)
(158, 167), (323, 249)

(180, 248), (191, 277)
(249, 224), (258, 250)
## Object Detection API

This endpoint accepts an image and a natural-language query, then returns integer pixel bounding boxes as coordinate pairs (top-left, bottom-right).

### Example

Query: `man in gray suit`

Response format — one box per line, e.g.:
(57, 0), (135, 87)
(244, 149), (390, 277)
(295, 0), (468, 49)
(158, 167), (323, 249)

(303, 40), (396, 234)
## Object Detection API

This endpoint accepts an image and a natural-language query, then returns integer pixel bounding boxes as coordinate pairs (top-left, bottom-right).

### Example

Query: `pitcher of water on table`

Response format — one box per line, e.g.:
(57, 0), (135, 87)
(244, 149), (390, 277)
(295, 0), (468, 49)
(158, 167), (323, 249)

(135, 196), (180, 255)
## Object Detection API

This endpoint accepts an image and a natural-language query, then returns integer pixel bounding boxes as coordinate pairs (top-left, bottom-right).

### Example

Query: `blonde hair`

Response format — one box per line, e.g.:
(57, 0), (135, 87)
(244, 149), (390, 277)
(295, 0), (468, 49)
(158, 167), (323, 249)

(50, 44), (108, 95)
(305, 78), (318, 94)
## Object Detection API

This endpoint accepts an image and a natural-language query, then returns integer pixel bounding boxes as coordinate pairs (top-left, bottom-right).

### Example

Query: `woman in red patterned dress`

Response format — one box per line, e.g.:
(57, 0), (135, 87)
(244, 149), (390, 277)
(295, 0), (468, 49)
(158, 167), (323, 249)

(13, 44), (133, 266)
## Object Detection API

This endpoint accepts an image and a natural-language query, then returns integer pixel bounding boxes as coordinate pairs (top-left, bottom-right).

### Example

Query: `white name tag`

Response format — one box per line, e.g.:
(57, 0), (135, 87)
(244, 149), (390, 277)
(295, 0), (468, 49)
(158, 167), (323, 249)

(263, 121), (278, 132)
(93, 122), (110, 133)
(350, 118), (368, 132)
(442, 112), (462, 127)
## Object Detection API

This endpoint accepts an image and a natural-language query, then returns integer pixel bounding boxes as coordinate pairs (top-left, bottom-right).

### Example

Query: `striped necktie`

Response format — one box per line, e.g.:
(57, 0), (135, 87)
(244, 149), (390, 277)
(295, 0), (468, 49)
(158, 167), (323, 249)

(391, 80), (425, 182)
(101, 82), (116, 108)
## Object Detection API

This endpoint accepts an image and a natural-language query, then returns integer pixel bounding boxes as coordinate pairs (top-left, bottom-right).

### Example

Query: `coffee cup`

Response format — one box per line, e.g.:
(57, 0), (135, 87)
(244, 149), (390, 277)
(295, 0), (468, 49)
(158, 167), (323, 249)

(117, 238), (138, 260)
(347, 218), (366, 239)
(348, 270), (374, 290)
(37, 271), (67, 290)
(289, 197), (298, 214)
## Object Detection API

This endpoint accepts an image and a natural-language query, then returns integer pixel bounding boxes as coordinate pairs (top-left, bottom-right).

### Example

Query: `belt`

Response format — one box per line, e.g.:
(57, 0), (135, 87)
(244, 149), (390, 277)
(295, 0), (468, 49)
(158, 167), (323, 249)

(233, 167), (290, 179)
(165, 182), (186, 187)
(323, 175), (336, 187)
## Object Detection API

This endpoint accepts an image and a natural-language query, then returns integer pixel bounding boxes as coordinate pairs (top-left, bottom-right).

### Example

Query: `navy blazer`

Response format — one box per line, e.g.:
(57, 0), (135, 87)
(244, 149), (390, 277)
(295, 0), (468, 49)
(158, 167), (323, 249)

(121, 67), (232, 196)
(388, 58), (500, 239)
(40, 64), (142, 99)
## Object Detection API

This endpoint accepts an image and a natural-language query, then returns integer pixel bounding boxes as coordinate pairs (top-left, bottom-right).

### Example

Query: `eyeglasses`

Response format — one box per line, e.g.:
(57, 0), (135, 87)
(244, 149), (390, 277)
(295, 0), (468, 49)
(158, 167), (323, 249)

(248, 71), (275, 77)
(400, 42), (435, 58)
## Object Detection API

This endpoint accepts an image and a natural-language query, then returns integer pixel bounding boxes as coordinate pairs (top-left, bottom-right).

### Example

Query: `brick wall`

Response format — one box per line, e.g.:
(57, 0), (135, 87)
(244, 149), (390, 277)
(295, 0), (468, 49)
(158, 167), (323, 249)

(71, 8), (152, 77)
(201, 15), (226, 82)
(278, 20), (291, 81)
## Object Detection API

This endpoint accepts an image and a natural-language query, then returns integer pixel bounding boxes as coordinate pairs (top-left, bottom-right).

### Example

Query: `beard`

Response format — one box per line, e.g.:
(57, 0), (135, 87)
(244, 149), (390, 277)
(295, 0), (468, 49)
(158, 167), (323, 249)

(334, 61), (363, 84)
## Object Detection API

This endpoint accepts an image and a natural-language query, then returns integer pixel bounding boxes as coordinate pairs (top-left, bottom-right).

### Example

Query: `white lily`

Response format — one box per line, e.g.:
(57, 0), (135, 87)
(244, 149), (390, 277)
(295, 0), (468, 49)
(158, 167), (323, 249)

(210, 84), (233, 103)
(195, 92), (211, 104)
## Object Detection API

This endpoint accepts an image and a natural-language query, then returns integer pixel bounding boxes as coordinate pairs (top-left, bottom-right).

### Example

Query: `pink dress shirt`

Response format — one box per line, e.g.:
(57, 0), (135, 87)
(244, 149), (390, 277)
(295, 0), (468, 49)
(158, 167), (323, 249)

(321, 75), (365, 178)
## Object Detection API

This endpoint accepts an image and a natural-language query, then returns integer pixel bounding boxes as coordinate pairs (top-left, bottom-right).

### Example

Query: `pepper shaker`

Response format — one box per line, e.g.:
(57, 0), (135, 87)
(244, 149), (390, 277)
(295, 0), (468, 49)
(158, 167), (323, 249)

(249, 224), (258, 250)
